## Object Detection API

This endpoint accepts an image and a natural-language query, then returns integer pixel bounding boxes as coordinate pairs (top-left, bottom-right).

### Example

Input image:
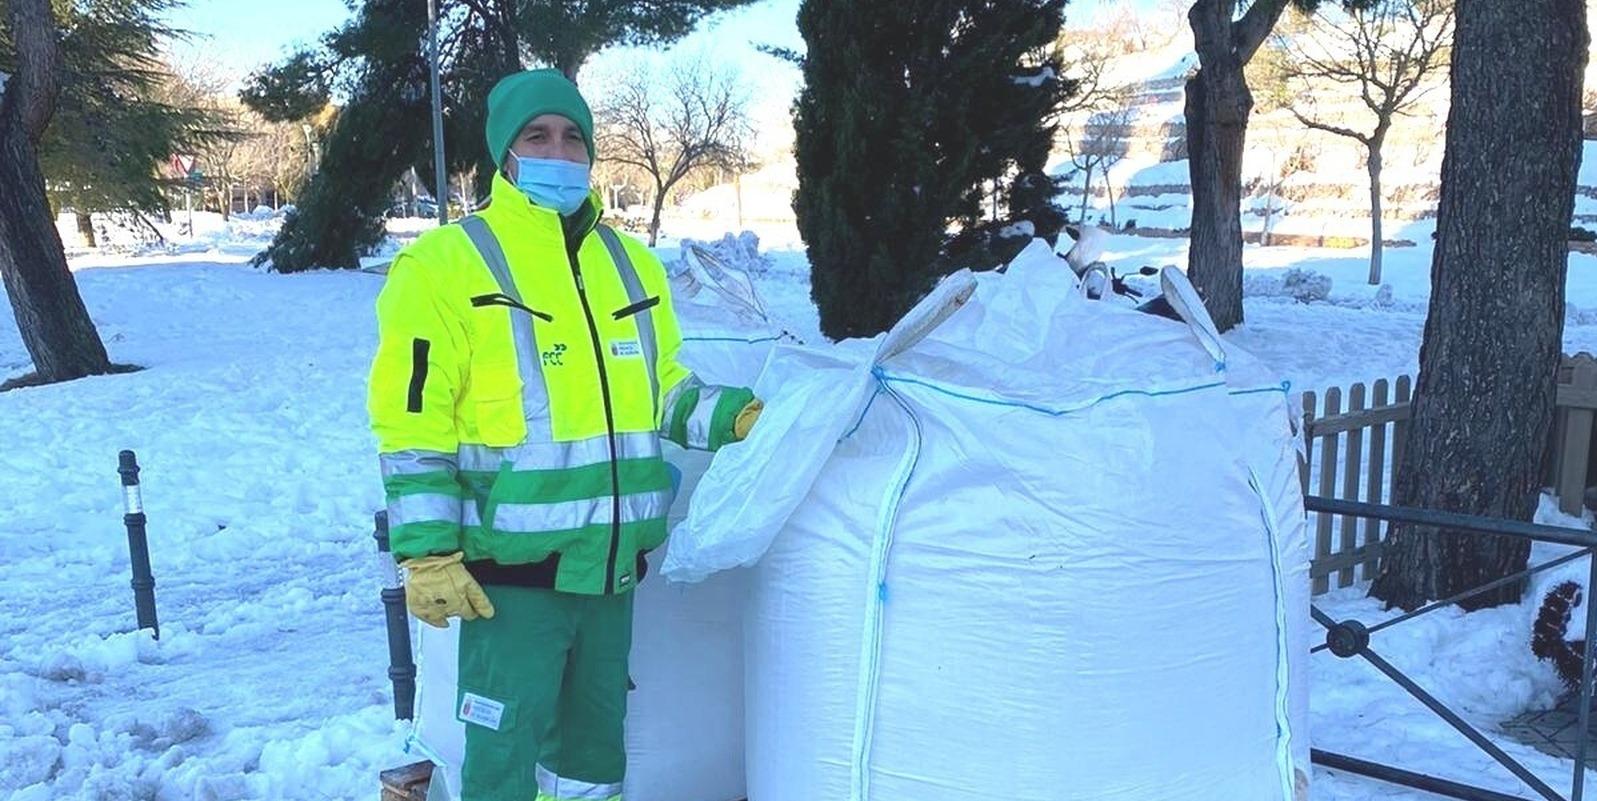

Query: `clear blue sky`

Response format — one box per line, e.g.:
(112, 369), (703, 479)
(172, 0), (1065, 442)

(162, 0), (809, 81)
(164, 0), (354, 81)
(163, 0), (1144, 82)
(162, 0), (1149, 152)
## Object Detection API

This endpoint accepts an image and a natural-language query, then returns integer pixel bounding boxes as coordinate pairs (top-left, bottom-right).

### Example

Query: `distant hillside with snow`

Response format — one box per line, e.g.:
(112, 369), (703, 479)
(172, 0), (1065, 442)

(672, 23), (1597, 251)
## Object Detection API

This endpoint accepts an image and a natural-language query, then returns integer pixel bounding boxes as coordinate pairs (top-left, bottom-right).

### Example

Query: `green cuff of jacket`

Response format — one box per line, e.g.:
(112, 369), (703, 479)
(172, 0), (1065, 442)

(389, 520), (464, 561)
(708, 387), (757, 452)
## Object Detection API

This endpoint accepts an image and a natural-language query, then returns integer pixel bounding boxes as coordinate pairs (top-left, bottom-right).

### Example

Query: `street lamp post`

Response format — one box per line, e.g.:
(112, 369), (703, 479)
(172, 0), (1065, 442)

(428, 0), (448, 226)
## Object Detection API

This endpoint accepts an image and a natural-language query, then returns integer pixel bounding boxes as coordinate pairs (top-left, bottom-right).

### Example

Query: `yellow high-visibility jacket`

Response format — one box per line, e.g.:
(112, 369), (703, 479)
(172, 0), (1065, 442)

(368, 174), (753, 595)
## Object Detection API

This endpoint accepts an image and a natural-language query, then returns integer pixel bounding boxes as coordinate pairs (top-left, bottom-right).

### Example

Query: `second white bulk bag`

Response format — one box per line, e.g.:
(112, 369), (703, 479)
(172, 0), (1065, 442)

(670, 240), (1312, 801)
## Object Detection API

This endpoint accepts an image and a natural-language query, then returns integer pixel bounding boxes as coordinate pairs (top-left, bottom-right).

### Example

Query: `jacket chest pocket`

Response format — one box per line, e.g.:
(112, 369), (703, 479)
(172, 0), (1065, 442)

(470, 359), (527, 447)
(466, 299), (533, 446)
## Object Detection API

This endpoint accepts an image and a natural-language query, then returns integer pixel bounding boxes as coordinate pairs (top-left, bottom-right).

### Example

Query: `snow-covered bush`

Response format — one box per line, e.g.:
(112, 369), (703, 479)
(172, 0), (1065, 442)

(677, 231), (769, 276)
(1241, 267), (1333, 304)
(1282, 268), (1333, 303)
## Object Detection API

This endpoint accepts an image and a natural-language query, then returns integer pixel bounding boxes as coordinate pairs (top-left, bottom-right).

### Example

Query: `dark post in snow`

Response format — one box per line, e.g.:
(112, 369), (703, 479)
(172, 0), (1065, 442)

(118, 450), (159, 639)
(374, 510), (416, 720)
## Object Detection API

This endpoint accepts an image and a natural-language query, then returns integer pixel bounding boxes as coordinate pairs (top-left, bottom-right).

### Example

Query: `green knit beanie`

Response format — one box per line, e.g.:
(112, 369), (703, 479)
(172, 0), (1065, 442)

(485, 69), (596, 168)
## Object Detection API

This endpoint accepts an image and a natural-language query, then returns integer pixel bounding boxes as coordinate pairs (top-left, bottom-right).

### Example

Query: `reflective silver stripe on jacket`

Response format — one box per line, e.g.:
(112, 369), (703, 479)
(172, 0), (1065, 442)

(387, 492), (461, 528)
(597, 224), (661, 417)
(379, 449), (458, 479)
(684, 384), (730, 450)
(460, 215), (552, 432)
(493, 489), (672, 534)
(457, 432), (662, 473)
(660, 375), (704, 440)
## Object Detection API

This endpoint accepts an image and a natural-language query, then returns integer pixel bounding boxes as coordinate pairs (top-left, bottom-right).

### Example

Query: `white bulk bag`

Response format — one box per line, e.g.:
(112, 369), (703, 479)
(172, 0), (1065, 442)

(410, 313), (778, 801)
(668, 240), (1312, 801)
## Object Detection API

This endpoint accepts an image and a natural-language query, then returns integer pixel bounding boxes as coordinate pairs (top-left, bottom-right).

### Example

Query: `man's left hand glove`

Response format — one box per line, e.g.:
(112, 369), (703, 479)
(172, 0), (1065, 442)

(401, 552), (496, 628)
(733, 398), (763, 441)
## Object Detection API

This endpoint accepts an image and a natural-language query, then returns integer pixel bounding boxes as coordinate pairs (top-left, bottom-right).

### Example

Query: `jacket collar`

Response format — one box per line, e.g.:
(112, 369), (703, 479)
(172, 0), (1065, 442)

(486, 172), (604, 245)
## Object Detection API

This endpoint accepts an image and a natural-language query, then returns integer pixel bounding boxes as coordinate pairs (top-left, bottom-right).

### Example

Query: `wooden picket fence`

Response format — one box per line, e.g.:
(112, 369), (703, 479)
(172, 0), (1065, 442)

(1300, 354), (1597, 595)
(1301, 377), (1412, 594)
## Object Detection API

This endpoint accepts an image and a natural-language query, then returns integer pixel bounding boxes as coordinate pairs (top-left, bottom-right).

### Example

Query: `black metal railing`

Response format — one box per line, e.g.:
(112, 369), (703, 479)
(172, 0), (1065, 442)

(1305, 496), (1597, 801)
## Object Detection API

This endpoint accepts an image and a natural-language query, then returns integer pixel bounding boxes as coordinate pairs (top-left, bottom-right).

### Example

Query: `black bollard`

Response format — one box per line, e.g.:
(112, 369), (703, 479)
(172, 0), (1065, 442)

(374, 511), (417, 720)
(119, 450), (159, 639)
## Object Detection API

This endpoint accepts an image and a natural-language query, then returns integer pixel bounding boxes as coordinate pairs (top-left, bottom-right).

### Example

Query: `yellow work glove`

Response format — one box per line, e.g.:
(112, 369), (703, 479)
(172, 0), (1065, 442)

(733, 399), (763, 441)
(401, 552), (496, 628)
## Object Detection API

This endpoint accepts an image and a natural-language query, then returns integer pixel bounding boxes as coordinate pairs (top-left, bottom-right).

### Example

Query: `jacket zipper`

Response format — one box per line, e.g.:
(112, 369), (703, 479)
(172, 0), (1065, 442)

(566, 244), (624, 594)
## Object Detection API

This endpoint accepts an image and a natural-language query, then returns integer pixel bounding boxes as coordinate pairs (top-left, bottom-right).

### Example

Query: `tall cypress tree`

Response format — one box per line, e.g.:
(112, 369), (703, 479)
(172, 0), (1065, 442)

(793, 0), (1072, 341)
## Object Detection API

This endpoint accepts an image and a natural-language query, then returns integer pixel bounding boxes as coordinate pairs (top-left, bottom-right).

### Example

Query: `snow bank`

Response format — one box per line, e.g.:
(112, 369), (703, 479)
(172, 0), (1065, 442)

(0, 234), (817, 799)
(13, 229), (1597, 799)
(676, 231), (770, 277)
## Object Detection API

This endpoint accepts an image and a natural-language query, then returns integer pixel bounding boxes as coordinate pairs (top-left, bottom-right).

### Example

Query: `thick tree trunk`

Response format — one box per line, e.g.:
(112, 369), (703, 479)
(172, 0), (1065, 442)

(0, 0), (111, 385)
(1184, 70), (1250, 332)
(75, 211), (96, 249)
(1370, 0), (1587, 612)
(0, 126), (112, 382)
(649, 191), (665, 248)
(1367, 146), (1383, 285)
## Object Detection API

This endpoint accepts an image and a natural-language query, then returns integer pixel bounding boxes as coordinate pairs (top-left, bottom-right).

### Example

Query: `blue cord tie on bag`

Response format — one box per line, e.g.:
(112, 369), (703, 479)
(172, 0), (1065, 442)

(842, 365), (1278, 442)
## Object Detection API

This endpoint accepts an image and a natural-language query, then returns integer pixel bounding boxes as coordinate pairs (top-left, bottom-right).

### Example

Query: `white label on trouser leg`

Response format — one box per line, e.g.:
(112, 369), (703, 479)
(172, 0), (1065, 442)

(458, 693), (506, 731)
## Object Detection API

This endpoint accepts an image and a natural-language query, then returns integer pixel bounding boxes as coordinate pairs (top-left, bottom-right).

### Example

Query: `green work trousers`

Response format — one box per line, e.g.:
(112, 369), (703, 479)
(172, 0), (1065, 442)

(457, 584), (634, 801)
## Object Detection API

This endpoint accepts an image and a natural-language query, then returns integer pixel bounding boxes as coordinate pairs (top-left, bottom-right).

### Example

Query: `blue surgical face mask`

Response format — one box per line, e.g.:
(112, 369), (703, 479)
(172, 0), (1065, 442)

(511, 156), (591, 215)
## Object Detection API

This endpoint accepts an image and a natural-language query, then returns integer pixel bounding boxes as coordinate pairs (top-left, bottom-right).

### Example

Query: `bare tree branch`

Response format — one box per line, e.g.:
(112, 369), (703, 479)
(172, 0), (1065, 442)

(1234, 0), (1294, 64)
(595, 55), (753, 245)
(1265, 0), (1453, 284)
(1273, 0), (1452, 137)
(1289, 108), (1370, 145)
(1063, 104), (1134, 224)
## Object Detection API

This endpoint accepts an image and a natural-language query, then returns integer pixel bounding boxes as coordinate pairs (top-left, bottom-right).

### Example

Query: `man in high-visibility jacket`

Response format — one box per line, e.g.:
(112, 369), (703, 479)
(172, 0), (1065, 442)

(367, 68), (762, 801)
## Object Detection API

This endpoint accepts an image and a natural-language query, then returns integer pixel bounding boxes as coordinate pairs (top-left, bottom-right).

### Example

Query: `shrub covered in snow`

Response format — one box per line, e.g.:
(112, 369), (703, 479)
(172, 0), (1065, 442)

(1282, 268), (1333, 303)
(677, 231), (770, 276)
(1245, 268), (1333, 304)
(1371, 284), (1396, 309)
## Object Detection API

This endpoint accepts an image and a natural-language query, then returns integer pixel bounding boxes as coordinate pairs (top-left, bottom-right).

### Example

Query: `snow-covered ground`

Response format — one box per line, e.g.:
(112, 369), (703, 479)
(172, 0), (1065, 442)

(4, 212), (1597, 799)
(1097, 230), (1597, 390)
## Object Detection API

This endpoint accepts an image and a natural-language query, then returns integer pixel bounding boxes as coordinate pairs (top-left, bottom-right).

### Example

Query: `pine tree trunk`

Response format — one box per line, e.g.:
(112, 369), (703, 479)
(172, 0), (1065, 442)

(1367, 146), (1383, 285)
(75, 211), (96, 249)
(1370, 0), (1587, 612)
(0, 118), (111, 383)
(0, 0), (111, 385)
(1184, 70), (1249, 333)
